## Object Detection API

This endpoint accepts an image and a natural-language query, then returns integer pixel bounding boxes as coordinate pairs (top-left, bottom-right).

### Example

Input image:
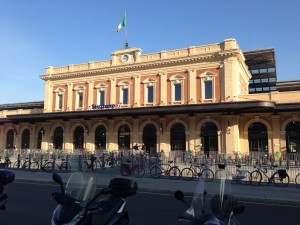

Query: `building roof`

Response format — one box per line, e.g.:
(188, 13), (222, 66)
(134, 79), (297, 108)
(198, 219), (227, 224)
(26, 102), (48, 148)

(0, 101), (44, 110)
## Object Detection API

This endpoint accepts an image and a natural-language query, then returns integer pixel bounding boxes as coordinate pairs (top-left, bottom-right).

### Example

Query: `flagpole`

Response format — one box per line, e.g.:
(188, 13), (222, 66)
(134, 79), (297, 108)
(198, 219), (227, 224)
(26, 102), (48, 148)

(125, 10), (128, 49)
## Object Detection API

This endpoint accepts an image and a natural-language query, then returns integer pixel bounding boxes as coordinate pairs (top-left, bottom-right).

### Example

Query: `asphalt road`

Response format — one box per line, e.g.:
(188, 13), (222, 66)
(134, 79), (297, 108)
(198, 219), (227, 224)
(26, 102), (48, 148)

(1, 181), (300, 225)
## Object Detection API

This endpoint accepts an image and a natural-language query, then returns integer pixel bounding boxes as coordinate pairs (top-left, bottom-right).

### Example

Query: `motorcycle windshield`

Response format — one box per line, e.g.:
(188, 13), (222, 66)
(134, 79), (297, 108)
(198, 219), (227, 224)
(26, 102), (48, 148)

(184, 168), (234, 224)
(65, 172), (96, 207)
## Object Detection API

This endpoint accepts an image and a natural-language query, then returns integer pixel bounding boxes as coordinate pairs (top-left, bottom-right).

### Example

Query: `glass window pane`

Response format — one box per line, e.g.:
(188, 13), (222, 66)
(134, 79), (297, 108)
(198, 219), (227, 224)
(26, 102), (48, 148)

(78, 93), (83, 107)
(205, 81), (213, 99)
(174, 83), (181, 101)
(123, 88), (128, 104)
(147, 86), (154, 103)
(58, 95), (63, 109)
(100, 91), (105, 105)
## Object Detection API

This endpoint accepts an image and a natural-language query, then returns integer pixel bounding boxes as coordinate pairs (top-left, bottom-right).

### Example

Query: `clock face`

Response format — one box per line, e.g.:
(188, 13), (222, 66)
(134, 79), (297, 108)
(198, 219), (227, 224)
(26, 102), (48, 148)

(121, 54), (129, 63)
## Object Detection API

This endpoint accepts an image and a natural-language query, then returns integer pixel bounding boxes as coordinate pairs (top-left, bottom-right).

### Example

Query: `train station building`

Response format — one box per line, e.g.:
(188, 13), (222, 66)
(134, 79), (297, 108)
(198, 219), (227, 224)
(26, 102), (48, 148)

(0, 38), (299, 157)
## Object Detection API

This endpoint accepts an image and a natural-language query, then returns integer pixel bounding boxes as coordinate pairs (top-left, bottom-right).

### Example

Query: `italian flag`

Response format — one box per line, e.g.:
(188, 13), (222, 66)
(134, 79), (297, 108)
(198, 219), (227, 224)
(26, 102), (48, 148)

(117, 14), (126, 32)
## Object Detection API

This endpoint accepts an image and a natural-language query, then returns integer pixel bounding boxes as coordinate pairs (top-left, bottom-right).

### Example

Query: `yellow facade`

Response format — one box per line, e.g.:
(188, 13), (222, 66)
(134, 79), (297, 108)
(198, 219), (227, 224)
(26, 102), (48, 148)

(1, 38), (300, 156)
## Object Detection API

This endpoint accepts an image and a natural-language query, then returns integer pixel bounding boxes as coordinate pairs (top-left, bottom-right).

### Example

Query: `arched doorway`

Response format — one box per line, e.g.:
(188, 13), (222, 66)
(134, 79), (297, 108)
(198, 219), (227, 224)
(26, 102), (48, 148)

(170, 123), (186, 151)
(73, 126), (84, 150)
(200, 122), (218, 157)
(286, 121), (300, 153)
(248, 122), (268, 153)
(95, 125), (107, 151)
(53, 126), (64, 150)
(21, 129), (30, 149)
(118, 124), (131, 150)
(6, 129), (14, 149)
(142, 124), (157, 154)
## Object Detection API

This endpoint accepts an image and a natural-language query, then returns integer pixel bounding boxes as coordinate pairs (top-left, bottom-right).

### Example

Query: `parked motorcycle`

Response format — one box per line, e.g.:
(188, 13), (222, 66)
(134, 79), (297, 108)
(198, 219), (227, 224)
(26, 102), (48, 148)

(0, 169), (15, 210)
(174, 169), (244, 225)
(51, 172), (138, 225)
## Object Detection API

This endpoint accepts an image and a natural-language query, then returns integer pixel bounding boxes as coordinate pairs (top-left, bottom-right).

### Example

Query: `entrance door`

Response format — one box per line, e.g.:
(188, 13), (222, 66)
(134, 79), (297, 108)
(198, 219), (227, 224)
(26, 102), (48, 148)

(200, 122), (218, 157)
(142, 124), (157, 154)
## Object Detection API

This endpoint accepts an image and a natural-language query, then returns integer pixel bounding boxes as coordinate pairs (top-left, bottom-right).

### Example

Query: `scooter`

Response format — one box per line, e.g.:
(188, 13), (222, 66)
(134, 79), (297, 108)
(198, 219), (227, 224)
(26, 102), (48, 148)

(51, 172), (138, 225)
(174, 169), (244, 225)
(0, 169), (15, 210)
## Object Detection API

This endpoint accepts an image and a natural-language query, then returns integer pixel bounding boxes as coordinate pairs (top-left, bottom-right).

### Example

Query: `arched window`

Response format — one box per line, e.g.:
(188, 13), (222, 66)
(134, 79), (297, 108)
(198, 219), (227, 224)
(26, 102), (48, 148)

(53, 126), (64, 150)
(21, 129), (30, 149)
(142, 124), (157, 154)
(286, 121), (300, 153)
(73, 126), (84, 150)
(248, 122), (268, 152)
(95, 125), (107, 150)
(118, 124), (131, 150)
(6, 129), (14, 149)
(170, 123), (186, 151)
(200, 122), (218, 156)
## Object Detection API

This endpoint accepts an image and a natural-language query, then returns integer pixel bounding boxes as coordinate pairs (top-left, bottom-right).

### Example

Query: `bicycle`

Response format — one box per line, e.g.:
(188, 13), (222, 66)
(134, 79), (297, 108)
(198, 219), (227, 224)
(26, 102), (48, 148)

(180, 161), (214, 181)
(250, 164), (289, 187)
(215, 164), (251, 185)
(20, 157), (39, 172)
(81, 155), (101, 172)
(120, 159), (145, 178)
(0, 156), (12, 168)
(150, 160), (181, 180)
(44, 159), (71, 173)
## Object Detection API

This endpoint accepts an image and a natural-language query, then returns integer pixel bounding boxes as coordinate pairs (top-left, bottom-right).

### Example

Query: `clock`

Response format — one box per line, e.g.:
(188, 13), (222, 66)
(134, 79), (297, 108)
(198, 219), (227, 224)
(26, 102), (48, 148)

(121, 54), (129, 63)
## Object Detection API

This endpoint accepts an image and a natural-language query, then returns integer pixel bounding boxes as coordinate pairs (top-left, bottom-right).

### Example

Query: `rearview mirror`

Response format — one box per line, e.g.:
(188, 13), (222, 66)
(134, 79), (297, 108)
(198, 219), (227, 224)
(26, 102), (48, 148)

(52, 173), (64, 193)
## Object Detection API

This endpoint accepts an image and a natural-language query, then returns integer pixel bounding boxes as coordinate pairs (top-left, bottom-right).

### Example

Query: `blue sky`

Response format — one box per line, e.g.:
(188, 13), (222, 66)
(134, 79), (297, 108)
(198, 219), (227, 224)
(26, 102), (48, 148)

(0, 0), (299, 104)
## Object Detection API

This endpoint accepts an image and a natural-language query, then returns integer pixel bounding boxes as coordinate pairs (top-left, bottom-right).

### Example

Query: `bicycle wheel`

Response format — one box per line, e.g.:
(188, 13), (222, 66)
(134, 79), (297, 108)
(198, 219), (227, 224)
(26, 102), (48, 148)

(13, 161), (20, 169)
(22, 161), (29, 170)
(200, 169), (214, 182)
(273, 172), (289, 187)
(29, 162), (39, 172)
(81, 161), (89, 173)
(237, 170), (251, 185)
(168, 167), (181, 180)
(93, 160), (101, 170)
(44, 162), (54, 172)
(60, 162), (71, 173)
(150, 166), (162, 179)
(250, 170), (262, 186)
(133, 164), (145, 178)
(181, 168), (194, 181)
(214, 170), (223, 181)
(295, 173), (300, 188)
(120, 164), (130, 176)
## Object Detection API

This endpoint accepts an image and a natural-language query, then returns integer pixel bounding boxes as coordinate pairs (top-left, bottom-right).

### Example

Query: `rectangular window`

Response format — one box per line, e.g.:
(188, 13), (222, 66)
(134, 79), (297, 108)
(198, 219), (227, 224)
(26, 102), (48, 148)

(58, 95), (63, 109)
(122, 88), (128, 104)
(147, 86), (154, 103)
(174, 83), (181, 101)
(204, 81), (213, 99)
(99, 90), (105, 105)
(78, 92), (83, 108)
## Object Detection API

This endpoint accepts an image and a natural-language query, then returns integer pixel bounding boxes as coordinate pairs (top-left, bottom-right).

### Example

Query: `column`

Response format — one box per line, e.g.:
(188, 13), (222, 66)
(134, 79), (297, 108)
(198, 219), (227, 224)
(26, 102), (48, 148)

(158, 72), (167, 105)
(87, 81), (94, 110)
(109, 78), (116, 104)
(132, 75), (140, 107)
(188, 116), (196, 152)
(187, 69), (196, 103)
(272, 115), (281, 157)
(67, 83), (73, 111)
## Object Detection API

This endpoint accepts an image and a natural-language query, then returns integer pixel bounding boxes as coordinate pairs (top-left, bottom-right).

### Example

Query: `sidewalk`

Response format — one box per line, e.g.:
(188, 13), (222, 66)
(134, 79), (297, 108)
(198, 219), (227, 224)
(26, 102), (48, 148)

(11, 167), (300, 206)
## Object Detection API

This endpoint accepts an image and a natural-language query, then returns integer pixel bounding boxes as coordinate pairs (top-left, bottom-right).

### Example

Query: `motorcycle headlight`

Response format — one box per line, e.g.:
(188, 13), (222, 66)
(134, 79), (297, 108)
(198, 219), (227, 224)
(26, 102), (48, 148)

(51, 210), (84, 225)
